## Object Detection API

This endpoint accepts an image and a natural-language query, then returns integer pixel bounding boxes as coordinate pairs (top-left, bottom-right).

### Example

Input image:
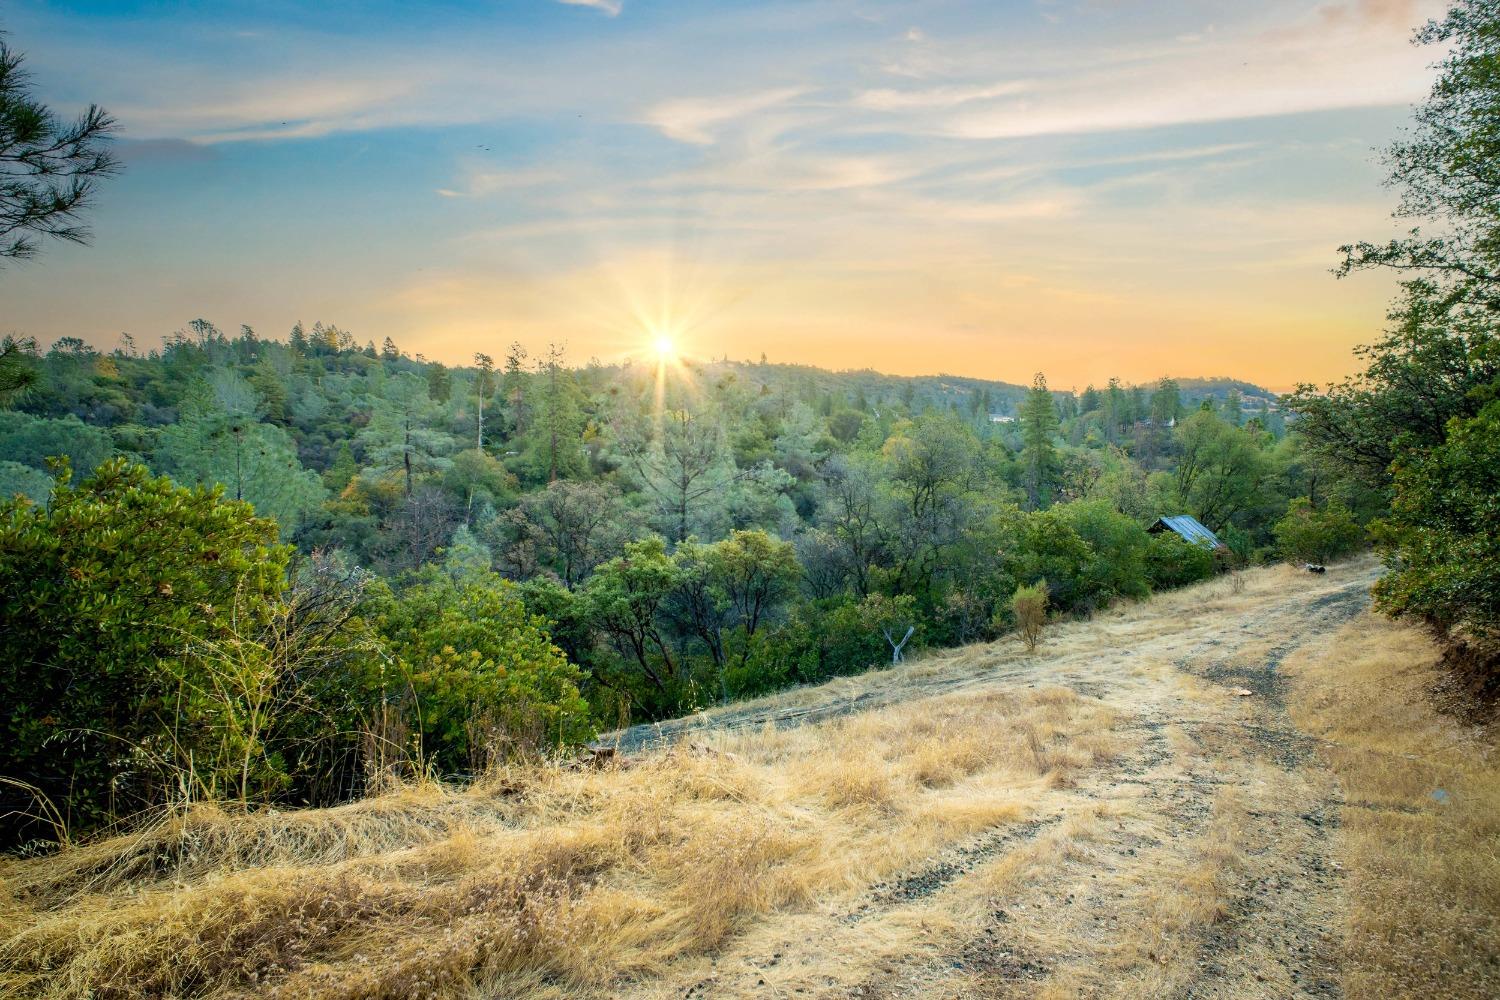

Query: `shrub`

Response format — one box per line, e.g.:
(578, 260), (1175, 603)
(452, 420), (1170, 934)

(1373, 398), (1500, 642)
(1273, 497), (1365, 564)
(1011, 580), (1049, 652)
(0, 459), (289, 843)
(372, 566), (593, 770)
(737, 593), (920, 692)
(1144, 531), (1217, 590)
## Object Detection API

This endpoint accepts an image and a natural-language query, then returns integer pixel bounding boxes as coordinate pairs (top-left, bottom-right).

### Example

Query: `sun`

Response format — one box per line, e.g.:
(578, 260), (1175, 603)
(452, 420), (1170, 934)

(653, 333), (676, 361)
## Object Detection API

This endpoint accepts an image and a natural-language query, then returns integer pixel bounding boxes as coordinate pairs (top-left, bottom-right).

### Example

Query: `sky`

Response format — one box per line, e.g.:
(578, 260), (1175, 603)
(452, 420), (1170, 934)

(0, 0), (1451, 390)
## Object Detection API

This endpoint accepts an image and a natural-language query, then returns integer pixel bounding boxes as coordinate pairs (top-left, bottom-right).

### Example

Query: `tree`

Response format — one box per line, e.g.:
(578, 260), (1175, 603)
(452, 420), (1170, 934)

(1150, 378), (1181, 427)
(1171, 410), (1268, 530)
(0, 335), (37, 402)
(1020, 372), (1060, 509)
(1337, 1), (1500, 316)
(619, 406), (749, 543)
(878, 411), (983, 597)
(374, 566), (590, 768)
(522, 343), (586, 483)
(510, 479), (631, 586)
(473, 352), (494, 450)
(1292, 1), (1500, 488)
(155, 371), (325, 537)
(0, 460), (288, 841)
(358, 372), (454, 497)
(1010, 581), (1048, 652)
(0, 39), (119, 263)
(1287, 0), (1500, 652)
(1373, 396), (1500, 640)
(583, 536), (683, 701)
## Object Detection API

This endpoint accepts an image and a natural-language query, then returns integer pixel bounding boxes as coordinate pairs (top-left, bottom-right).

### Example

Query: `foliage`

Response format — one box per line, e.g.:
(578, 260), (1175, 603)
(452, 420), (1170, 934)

(0, 318), (1314, 841)
(0, 460), (288, 839)
(0, 39), (119, 262)
(372, 566), (592, 770)
(1010, 580), (1049, 652)
(1273, 497), (1366, 564)
(1144, 531), (1217, 590)
(1288, 0), (1500, 652)
(1373, 397), (1500, 641)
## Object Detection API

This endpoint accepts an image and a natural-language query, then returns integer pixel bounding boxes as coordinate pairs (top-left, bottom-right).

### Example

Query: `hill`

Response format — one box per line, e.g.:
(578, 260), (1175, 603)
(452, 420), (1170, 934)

(4, 559), (1495, 999)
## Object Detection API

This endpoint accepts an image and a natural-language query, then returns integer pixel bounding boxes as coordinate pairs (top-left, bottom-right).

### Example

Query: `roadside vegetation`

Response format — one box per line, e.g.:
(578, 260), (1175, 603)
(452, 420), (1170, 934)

(1284, 615), (1500, 999)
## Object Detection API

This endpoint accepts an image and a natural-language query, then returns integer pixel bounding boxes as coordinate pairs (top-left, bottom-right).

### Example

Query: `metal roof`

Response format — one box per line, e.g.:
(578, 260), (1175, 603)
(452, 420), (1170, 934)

(1149, 514), (1224, 549)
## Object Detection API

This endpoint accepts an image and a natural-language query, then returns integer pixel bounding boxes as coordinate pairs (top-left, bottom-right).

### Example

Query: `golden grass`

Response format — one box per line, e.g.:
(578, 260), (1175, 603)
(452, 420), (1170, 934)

(0, 684), (1116, 1000)
(1282, 615), (1500, 1000)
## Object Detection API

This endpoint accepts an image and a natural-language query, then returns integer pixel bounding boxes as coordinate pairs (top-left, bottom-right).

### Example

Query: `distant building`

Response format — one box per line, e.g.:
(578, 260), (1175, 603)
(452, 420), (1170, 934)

(988, 413), (1016, 423)
(1148, 514), (1225, 550)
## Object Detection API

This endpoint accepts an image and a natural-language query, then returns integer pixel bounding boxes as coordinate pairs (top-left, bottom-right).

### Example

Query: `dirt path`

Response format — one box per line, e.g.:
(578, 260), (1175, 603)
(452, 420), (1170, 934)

(609, 561), (1379, 999)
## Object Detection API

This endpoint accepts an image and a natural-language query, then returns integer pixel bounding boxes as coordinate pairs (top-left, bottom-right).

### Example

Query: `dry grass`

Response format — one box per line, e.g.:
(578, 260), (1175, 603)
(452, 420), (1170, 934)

(0, 684), (1116, 1000)
(1282, 615), (1500, 1000)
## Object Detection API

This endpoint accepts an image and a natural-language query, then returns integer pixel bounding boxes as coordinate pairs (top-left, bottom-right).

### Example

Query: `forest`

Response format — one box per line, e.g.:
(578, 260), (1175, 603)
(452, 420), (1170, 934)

(0, 327), (1363, 846)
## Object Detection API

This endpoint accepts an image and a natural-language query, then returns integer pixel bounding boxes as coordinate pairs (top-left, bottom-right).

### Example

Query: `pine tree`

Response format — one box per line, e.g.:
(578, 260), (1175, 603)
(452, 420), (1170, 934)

(1020, 373), (1061, 509)
(474, 353), (495, 451)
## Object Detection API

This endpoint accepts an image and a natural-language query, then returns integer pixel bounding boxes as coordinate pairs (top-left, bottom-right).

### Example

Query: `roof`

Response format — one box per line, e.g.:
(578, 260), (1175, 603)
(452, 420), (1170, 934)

(1149, 514), (1224, 549)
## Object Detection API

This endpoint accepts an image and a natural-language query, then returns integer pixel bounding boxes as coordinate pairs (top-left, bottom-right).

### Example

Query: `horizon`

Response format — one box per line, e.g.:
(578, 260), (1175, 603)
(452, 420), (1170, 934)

(0, 0), (1448, 390)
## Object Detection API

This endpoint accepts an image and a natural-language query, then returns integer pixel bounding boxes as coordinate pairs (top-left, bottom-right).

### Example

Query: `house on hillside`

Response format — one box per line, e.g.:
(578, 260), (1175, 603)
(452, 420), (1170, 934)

(1148, 514), (1225, 550)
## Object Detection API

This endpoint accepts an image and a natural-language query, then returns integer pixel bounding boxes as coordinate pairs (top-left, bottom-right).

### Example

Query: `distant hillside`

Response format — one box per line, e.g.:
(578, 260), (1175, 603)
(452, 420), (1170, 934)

(648, 359), (1277, 418)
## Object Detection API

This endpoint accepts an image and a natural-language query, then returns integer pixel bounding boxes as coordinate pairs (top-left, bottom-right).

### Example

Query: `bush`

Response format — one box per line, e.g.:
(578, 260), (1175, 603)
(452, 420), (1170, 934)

(0, 460), (289, 843)
(372, 566), (593, 771)
(1011, 581), (1049, 652)
(1373, 398), (1500, 642)
(1273, 497), (1365, 564)
(1145, 531), (1217, 590)
(737, 593), (920, 692)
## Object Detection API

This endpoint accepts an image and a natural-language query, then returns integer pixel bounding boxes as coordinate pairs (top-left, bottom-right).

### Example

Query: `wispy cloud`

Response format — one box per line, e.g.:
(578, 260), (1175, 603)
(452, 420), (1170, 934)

(643, 87), (806, 144)
(854, 80), (1029, 111)
(555, 0), (622, 16)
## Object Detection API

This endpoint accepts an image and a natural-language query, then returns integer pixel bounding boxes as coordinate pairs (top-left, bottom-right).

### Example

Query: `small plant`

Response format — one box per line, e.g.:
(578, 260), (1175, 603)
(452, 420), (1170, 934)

(1011, 580), (1049, 652)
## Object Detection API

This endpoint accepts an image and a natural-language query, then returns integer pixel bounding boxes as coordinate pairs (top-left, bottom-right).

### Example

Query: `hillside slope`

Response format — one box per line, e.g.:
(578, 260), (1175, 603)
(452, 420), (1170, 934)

(4, 559), (1496, 999)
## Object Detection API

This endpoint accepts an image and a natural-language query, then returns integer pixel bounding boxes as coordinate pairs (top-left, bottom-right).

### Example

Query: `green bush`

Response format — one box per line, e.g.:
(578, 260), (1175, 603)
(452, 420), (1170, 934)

(1273, 497), (1365, 564)
(1010, 580), (1049, 651)
(0, 460), (289, 842)
(1373, 398), (1500, 641)
(372, 566), (593, 771)
(1144, 532), (1217, 590)
(736, 593), (920, 693)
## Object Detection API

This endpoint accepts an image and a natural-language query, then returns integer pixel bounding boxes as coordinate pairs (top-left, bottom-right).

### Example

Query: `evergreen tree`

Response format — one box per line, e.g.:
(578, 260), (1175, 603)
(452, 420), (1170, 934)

(0, 38), (119, 264)
(1020, 372), (1061, 509)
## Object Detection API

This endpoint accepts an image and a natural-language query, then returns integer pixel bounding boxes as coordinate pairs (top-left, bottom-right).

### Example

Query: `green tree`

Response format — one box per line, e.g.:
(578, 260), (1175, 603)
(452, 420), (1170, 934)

(156, 372), (325, 538)
(0, 335), (38, 402)
(521, 343), (586, 483)
(1171, 410), (1268, 530)
(1373, 397), (1500, 640)
(583, 536), (683, 702)
(1020, 372), (1060, 509)
(358, 372), (455, 497)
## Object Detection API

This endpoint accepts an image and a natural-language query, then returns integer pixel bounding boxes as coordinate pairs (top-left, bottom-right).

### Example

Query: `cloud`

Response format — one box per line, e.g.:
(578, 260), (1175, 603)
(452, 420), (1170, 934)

(643, 87), (806, 144)
(437, 167), (564, 199)
(555, 0), (622, 16)
(855, 81), (1029, 111)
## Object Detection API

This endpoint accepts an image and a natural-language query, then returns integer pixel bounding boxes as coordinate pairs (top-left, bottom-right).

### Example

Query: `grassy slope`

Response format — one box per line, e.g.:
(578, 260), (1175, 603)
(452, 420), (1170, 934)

(1, 563), (1496, 999)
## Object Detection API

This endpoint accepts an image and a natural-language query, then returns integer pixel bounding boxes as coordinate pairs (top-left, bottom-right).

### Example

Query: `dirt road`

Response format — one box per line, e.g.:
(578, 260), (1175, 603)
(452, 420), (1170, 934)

(608, 561), (1379, 999)
(8, 561), (1420, 1000)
